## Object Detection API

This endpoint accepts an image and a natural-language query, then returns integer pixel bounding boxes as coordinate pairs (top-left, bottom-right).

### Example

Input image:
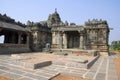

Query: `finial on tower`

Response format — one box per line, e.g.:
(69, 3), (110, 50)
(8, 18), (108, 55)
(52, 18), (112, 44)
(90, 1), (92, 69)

(55, 8), (57, 13)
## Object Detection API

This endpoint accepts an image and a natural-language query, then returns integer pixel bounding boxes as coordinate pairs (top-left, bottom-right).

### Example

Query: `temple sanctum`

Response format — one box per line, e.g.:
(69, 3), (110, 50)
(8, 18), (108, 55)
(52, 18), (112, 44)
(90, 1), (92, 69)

(0, 10), (110, 55)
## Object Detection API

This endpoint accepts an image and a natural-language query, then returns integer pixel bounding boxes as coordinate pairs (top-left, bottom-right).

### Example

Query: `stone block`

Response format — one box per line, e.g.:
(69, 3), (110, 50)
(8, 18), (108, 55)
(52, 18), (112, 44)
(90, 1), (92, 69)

(23, 61), (52, 69)
(86, 55), (99, 69)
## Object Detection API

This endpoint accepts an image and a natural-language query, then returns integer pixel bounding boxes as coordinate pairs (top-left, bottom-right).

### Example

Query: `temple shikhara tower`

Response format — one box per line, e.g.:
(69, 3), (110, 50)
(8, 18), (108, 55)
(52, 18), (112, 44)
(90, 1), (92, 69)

(0, 9), (110, 56)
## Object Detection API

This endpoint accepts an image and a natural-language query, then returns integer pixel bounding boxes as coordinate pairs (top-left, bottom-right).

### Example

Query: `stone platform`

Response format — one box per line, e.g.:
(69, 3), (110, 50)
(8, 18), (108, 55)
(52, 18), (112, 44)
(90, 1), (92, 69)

(53, 55), (99, 69)
(11, 52), (98, 69)
(11, 53), (52, 69)
(52, 49), (99, 56)
(0, 53), (119, 80)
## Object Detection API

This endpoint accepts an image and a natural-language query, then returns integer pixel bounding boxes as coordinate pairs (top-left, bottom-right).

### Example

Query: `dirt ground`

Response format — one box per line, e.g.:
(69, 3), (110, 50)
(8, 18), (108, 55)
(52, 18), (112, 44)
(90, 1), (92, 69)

(110, 51), (120, 80)
(50, 74), (91, 80)
(114, 58), (120, 80)
(0, 76), (11, 80)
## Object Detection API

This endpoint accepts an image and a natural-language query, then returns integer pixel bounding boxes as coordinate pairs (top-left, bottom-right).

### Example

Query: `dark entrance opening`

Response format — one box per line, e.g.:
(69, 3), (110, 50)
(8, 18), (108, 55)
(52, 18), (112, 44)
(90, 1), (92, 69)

(67, 31), (79, 48)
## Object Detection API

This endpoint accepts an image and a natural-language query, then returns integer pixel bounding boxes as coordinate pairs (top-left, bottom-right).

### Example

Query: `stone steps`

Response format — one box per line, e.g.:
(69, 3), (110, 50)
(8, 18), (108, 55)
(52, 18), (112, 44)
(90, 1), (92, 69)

(53, 55), (99, 69)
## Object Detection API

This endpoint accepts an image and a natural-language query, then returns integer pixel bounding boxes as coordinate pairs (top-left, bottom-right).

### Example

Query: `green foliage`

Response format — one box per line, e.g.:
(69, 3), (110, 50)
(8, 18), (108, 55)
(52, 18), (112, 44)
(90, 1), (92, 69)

(110, 40), (120, 50)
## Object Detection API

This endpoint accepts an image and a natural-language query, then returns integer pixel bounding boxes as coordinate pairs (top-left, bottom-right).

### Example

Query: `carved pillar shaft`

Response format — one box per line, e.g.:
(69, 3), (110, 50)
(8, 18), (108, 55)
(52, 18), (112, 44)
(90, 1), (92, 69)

(18, 33), (22, 44)
(52, 32), (56, 44)
(63, 32), (67, 49)
(4, 34), (8, 43)
(11, 32), (15, 43)
(27, 33), (29, 46)
(59, 32), (63, 49)
(79, 34), (84, 49)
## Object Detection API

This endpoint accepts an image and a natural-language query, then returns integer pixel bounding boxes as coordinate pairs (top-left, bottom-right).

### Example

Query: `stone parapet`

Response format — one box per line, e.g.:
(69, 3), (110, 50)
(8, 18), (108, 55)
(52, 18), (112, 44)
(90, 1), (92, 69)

(0, 44), (30, 53)
(0, 43), (28, 48)
(51, 49), (99, 56)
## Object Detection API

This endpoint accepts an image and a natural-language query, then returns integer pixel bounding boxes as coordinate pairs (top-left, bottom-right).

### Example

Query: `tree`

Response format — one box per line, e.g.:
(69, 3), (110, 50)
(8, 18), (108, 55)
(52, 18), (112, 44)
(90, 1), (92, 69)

(111, 40), (120, 50)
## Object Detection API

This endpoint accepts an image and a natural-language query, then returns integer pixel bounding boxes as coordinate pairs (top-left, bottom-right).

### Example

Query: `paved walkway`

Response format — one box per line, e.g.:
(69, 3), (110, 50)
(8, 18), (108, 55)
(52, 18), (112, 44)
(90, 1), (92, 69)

(0, 54), (119, 80)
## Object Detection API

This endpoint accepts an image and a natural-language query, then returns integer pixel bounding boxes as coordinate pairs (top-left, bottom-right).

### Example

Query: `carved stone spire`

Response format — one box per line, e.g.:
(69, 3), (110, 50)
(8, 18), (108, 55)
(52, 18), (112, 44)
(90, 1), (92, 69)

(47, 9), (62, 27)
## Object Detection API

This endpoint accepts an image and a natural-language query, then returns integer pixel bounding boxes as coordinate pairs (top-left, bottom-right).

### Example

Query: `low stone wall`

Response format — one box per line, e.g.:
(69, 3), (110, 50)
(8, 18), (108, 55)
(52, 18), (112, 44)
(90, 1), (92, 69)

(86, 55), (100, 69)
(0, 44), (30, 54)
(11, 54), (52, 69)
(9, 59), (52, 69)
(52, 49), (99, 56)
(53, 55), (99, 69)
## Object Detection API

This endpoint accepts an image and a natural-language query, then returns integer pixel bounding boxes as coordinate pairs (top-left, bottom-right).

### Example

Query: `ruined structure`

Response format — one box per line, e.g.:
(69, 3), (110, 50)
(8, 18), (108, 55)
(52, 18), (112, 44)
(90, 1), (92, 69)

(29, 10), (109, 52)
(51, 18), (109, 52)
(0, 10), (109, 55)
(27, 21), (51, 51)
(0, 21), (30, 53)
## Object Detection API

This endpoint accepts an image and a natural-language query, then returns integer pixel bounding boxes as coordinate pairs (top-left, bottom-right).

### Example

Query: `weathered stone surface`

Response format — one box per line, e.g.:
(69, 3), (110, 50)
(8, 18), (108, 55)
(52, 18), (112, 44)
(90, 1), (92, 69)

(3, 73), (22, 79)
(95, 73), (106, 80)
(0, 55), (119, 80)
(24, 73), (48, 80)
(67, 57), (88, 63)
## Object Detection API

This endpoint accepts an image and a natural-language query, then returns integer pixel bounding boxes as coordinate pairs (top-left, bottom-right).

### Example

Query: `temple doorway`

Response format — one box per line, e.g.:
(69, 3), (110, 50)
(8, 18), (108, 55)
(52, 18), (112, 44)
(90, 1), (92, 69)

(67, 31), (79, 48)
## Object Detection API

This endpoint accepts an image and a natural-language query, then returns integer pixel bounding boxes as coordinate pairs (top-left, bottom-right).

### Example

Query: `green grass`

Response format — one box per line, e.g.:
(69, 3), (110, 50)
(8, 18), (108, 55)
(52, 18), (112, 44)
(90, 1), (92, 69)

(109, 49), (120, 52)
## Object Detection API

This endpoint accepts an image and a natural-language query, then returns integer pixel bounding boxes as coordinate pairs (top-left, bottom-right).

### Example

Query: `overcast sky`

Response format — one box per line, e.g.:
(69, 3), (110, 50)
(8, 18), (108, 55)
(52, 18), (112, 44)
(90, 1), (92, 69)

(0, 0), (120, 44)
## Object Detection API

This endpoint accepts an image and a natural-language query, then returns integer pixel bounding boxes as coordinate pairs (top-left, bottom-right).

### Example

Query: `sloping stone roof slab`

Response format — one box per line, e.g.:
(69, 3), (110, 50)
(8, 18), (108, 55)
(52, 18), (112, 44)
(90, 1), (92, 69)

(0, 21), (29, 32)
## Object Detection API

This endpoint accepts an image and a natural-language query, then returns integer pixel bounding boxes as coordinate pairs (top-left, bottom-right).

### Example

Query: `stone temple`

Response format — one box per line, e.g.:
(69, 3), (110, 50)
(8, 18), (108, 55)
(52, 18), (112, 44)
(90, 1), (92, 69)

(0, 10), (109, 56)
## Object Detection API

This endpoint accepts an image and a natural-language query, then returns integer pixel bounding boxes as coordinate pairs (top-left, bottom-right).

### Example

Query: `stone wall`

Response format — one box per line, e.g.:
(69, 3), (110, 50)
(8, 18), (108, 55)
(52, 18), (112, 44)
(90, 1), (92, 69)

(0, 44), (30, 53)
(85, 20), (109, 52)
(31, 30), (52, 51)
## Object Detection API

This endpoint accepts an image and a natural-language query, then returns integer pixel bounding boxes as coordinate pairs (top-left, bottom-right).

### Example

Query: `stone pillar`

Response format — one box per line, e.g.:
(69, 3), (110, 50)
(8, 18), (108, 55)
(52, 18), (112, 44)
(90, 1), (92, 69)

(63, 32), (67, 48)
(79, 34), (84, 49)
(59, 32), (63, 49)
(18, 33), (22, 44)
(52, 32), (58, 48)
(52, 32), (56, 44)
(4, 33), (8, 43)
(27, 33), (29, 46)
(52, 32), (56, 48)
(11, 32), (16, 43)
